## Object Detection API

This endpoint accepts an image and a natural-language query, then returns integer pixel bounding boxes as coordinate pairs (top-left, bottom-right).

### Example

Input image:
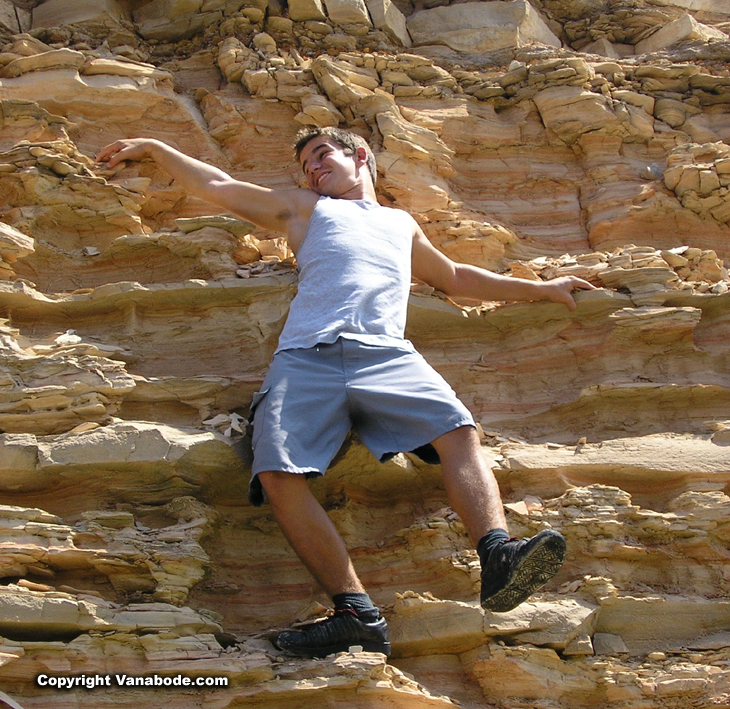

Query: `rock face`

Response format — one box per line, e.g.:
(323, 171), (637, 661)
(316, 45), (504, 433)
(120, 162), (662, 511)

(407, 0), (561, 53)
(0, 1), (729, 708)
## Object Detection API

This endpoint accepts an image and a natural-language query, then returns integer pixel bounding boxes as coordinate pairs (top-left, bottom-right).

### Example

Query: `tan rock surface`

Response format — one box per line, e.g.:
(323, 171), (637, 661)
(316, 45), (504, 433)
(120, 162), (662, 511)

(0, 1), (728, 708)
(407, 1), (561, 53)
(31, 0), (128, 29)
(635, 13), (727, 55)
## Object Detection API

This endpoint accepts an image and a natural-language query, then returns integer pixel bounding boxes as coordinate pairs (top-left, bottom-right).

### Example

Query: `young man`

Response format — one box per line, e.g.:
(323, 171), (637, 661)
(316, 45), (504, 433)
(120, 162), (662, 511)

(98, 128), (595, 659)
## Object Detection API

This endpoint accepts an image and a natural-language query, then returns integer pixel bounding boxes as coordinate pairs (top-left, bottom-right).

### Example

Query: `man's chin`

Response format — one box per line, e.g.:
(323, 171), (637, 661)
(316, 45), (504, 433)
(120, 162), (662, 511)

(313, 186), (339, 198)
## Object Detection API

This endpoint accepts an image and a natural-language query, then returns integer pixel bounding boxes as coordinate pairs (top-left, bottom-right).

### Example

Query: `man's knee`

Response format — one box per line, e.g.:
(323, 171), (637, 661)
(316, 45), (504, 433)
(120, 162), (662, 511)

(432, 424), (479, 453)
(257, 470), (307, 500)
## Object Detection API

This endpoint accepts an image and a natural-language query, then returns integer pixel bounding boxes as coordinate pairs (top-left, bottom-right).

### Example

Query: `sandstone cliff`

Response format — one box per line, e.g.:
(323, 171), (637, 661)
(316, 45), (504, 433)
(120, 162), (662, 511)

(0, 0), (729, 707)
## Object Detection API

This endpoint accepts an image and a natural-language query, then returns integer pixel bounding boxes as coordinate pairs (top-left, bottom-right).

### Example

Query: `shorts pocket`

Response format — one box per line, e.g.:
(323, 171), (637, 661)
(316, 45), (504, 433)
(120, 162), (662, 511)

(250, 387), (270, 417)
(244, 387), (271, 507)
(230, 388), (269, 469)
(249, 387), (270, 451)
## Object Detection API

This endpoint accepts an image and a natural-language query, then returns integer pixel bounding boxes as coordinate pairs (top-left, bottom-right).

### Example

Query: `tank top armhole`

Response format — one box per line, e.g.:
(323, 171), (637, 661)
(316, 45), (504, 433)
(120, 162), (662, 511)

(297, 195), (328, 256)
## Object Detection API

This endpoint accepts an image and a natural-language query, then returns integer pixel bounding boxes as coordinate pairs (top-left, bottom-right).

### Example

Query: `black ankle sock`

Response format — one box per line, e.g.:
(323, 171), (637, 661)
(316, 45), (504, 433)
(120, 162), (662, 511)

(332, 592), (379, 621)
(477, 528), (510, 567)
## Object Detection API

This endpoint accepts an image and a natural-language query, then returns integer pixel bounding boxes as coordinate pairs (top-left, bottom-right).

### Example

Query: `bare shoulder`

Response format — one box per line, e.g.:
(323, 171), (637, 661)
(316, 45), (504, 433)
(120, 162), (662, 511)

(411, 222), (457, 290)
(225, 185), (319, 246)
(291, 187), (321, 215)
(263, 186), (319, 223)
(284, 188), (321, 252)
(411, 221), (436, 250)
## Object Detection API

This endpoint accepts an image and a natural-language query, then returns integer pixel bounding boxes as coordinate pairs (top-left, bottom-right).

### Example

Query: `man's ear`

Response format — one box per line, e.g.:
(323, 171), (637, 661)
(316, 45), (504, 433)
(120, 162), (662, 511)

(354, 146), (368, 167)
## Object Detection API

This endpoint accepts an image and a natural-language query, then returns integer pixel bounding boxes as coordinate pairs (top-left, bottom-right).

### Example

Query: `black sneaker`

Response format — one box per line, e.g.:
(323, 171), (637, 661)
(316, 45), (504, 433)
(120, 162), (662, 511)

(480, 529), (566, 613)
(272, 608), (391, 658)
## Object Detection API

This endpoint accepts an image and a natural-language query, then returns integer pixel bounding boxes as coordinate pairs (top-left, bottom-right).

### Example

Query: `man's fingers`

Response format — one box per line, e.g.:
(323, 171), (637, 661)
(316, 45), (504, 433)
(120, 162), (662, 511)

(97, 141), (133, 167)
(97, 141), (122, 159)
(106, 151), (128, 169)
(97, 145), (118, 165)
(548, 277), (592, 311)
(569, 277), (597, 291)
(556, 287), (578, 311)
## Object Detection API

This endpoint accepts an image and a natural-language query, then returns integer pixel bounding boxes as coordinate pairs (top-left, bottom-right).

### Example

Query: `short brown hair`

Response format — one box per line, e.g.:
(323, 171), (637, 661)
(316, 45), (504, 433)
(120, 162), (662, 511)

(294, 127), (377, 185)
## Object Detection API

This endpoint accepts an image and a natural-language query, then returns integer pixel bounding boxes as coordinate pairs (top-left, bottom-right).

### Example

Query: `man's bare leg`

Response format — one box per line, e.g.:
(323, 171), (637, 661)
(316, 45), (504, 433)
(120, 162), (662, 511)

(258, 470), (390, 657)
(431, 425), (566, 612)
(258, 470), (364, 597)
(431, 425), (506, 543)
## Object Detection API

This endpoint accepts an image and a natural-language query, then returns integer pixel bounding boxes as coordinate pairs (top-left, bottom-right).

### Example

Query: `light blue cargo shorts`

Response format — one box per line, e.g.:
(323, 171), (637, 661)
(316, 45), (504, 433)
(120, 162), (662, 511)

(245, 337), (475, 505)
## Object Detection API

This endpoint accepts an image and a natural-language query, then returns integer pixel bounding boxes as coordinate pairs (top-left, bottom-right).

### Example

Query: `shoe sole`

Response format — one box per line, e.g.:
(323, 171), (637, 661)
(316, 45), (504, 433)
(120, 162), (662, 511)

(481, 530), (566, 613)
(273, 636), (391, 659)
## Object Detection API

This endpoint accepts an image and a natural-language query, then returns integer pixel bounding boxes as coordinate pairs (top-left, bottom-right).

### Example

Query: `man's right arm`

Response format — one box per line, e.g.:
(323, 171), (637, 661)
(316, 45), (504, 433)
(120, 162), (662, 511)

(96, 138), (317, 238)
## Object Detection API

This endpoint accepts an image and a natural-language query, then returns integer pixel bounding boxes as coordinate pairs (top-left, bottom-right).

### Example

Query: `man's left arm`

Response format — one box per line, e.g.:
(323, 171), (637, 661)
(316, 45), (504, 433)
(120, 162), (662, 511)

(411, 226), (596, 311)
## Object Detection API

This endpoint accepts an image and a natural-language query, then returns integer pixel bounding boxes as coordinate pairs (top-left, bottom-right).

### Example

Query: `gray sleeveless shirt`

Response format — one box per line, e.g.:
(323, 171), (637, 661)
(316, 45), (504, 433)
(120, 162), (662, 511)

(275, 196), (418, 353)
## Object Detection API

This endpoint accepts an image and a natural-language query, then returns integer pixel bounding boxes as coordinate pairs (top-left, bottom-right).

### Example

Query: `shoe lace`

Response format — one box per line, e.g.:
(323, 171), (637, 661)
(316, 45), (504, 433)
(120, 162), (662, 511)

(490, 536), (524, 568)
(296, 606), (357, 629)
(292, 607), (360, 646)
(333, 606), (359, 619)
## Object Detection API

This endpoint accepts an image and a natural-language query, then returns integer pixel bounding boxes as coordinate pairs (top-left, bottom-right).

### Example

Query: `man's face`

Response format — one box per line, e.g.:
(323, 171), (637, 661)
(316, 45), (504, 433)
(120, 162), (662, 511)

(299, 136), (362, 197)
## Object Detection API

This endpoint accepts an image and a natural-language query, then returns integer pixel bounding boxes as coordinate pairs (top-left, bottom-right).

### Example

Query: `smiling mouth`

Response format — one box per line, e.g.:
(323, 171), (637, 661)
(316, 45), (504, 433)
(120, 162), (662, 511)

(314, 172), (329, 189)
